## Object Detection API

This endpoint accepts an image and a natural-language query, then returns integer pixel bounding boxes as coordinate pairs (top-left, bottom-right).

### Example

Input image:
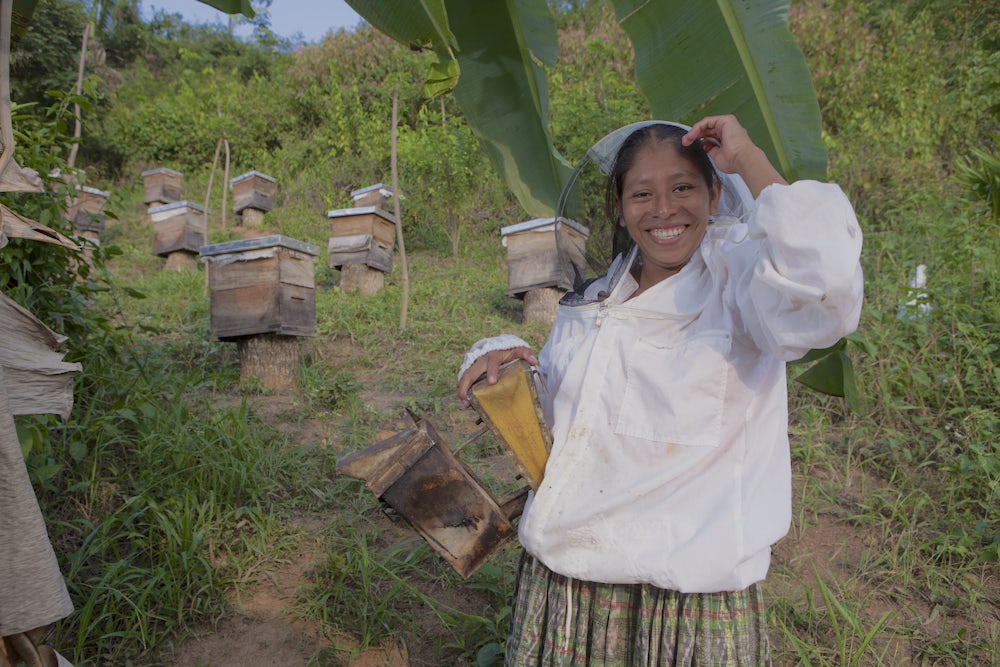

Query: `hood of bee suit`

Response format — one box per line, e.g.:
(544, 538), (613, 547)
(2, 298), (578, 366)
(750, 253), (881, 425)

(554, 120), (755, 306)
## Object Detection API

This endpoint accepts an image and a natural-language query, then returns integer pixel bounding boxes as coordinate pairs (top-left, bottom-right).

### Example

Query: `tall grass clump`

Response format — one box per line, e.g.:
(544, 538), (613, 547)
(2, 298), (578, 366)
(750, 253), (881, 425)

(23, 315), (308, 664)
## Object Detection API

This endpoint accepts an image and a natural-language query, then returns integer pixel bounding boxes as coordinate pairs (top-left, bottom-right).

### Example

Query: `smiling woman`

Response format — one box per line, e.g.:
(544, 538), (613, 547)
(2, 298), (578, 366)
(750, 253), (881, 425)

(456, 115), (864, 666)
(143, 0), (362, 42)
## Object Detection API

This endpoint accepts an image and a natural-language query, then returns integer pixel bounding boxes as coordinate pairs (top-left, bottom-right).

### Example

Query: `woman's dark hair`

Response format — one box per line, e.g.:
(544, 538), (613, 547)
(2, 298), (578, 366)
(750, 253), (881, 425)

(604, 124), (717, 258)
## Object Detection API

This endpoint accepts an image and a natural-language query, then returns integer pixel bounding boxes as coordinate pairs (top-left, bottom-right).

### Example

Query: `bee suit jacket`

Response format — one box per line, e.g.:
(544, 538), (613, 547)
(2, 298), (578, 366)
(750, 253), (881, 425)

(465, 178), (864, 593)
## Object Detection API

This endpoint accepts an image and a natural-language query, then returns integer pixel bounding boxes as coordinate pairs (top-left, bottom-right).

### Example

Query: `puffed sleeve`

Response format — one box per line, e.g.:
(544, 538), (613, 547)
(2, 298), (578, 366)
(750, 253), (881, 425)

(733, 181), (864, 361)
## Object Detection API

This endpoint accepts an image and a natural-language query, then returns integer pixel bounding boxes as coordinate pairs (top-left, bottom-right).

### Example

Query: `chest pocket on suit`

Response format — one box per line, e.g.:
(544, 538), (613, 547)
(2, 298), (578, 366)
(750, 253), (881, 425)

(614, 331), (732, 447)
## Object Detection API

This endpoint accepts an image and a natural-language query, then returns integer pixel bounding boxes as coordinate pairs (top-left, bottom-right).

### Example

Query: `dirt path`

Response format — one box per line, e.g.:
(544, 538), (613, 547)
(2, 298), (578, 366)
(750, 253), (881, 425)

(165, 375), (413, 667)
(166, 514), (408, 667)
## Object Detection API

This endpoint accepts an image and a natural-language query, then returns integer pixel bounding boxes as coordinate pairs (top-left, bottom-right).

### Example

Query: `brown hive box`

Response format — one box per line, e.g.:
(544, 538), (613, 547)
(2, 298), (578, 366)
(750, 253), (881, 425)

(500, 216), (590, 296)
(337, 411), (529, 578)
(141, 167), (183, 205)
(199, 235), (319, 341)
(327, 205), (397, 273)
(230, 170), (276, 214)
(149, 201), (207, 256)
(349, 183), (394, 210)
(68, 186), (109, 233)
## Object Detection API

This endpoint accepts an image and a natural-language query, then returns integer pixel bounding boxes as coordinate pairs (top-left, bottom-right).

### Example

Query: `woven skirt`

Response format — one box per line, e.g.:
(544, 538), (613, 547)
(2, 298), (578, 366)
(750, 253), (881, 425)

(505, 551), (772, 667)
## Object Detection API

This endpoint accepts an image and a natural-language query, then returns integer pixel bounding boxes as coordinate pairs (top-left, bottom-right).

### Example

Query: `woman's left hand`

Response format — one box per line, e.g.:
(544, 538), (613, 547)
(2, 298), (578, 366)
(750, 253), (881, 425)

(683, 115), (787, 197)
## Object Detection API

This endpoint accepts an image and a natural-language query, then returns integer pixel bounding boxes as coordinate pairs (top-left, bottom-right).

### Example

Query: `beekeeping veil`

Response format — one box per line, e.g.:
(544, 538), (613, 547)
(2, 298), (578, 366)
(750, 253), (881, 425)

(555, 120), (755, 306)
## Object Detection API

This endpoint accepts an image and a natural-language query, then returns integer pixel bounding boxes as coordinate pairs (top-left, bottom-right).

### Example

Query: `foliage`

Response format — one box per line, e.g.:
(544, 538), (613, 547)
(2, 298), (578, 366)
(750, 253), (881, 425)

(0, 100), (119, 341)
(10, 0), (87, 107)
(397, 104), (515, 255)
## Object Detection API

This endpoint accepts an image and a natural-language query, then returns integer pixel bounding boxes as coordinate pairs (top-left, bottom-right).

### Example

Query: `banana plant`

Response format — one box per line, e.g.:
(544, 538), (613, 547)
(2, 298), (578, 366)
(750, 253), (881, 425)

(341, 0), (825, 216)
(339, 0), (860, 409)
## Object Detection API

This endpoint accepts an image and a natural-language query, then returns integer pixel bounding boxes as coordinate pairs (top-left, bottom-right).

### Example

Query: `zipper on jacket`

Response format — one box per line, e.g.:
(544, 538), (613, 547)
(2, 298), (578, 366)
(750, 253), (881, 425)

(595, 302), (609, 327)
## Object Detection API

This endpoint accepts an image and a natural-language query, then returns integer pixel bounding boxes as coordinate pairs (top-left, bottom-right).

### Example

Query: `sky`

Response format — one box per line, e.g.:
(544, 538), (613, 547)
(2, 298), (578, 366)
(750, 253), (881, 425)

(142, 0), (364, 44)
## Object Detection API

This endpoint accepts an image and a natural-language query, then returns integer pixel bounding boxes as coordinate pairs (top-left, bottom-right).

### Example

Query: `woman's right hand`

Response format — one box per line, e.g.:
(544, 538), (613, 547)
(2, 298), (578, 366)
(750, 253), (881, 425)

(457, 346), (537, 408)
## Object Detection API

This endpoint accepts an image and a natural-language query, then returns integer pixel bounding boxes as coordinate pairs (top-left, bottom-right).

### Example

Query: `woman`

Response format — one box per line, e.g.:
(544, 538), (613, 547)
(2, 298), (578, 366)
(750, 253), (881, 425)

(457, 115), (864, 666)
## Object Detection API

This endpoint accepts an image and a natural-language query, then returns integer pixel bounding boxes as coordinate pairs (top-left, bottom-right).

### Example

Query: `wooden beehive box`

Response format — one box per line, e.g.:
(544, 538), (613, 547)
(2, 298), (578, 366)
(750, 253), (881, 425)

(327, 206), (397, 273)
(199, 235), (319, 341)
(68, 186), (109, 233)
(230, 170), (276, 214)
(149, 201), (207, 256)
(501, 217), (590, 296)
(337, 412), (528, 578)
(350, 183), (394, 210)
(141, 167), (183, 205)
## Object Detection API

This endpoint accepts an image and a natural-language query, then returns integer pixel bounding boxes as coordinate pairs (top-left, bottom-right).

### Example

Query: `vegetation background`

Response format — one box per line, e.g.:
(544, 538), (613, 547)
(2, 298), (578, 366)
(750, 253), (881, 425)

(2, 0), (998, 664)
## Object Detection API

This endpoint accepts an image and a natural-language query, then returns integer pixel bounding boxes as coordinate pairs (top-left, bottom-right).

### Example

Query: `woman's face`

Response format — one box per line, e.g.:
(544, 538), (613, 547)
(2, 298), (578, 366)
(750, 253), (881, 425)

(618, 142), (720, 287)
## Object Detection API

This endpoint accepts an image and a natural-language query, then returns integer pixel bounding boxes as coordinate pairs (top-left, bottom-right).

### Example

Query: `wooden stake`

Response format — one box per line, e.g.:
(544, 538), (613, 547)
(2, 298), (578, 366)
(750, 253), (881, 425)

(222, 139), (230, 229)
(67, 22), (89, 169)
(391, 89), (409, 331)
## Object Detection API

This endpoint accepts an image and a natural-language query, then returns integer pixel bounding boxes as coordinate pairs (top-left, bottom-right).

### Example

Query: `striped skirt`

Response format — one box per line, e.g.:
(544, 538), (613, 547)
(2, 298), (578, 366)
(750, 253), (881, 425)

(505, 552), (772, 667)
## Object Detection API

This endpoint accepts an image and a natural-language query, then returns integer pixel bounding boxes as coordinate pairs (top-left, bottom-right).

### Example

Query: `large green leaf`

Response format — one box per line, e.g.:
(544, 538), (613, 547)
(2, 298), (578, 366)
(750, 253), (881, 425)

(443, 0), (572, 216)
(342, 0), (456, 51)
(347, 0), (825, 214)
(347, 0), (571, 217)
(196, 0), (255, 19)
(791, 337), (865, 413)
(608, 0), (827, 181)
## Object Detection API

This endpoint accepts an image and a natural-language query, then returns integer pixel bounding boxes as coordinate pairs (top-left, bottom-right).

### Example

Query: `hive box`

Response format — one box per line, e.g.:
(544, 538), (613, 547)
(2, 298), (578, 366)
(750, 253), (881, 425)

(500, 217), (589, 296)
(230, 170), (276, 214)
(149, 201), (207, 256)
(68, 186), (109, 233)
(199, 235), (319, 341)
(350, 183), (394, 210)
(327, 206), (397, 273)
(141, 167), (183, 205)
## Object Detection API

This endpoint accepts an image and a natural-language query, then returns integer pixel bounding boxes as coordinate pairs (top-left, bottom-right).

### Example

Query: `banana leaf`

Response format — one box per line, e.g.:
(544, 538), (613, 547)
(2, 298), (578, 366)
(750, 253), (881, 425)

(346, 0), (571, 217)
(347, 0), (824, 214)
(608, 0), (826, 181)
(196, 0), (255, 19)
(791, 335), (869, 413)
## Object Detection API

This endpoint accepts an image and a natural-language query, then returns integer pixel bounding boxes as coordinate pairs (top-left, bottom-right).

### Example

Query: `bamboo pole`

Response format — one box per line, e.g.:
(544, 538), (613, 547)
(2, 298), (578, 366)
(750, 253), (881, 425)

(222, 139), (230, 229)
(391, 89), (409, 331)
(67, 22), (89, 169)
